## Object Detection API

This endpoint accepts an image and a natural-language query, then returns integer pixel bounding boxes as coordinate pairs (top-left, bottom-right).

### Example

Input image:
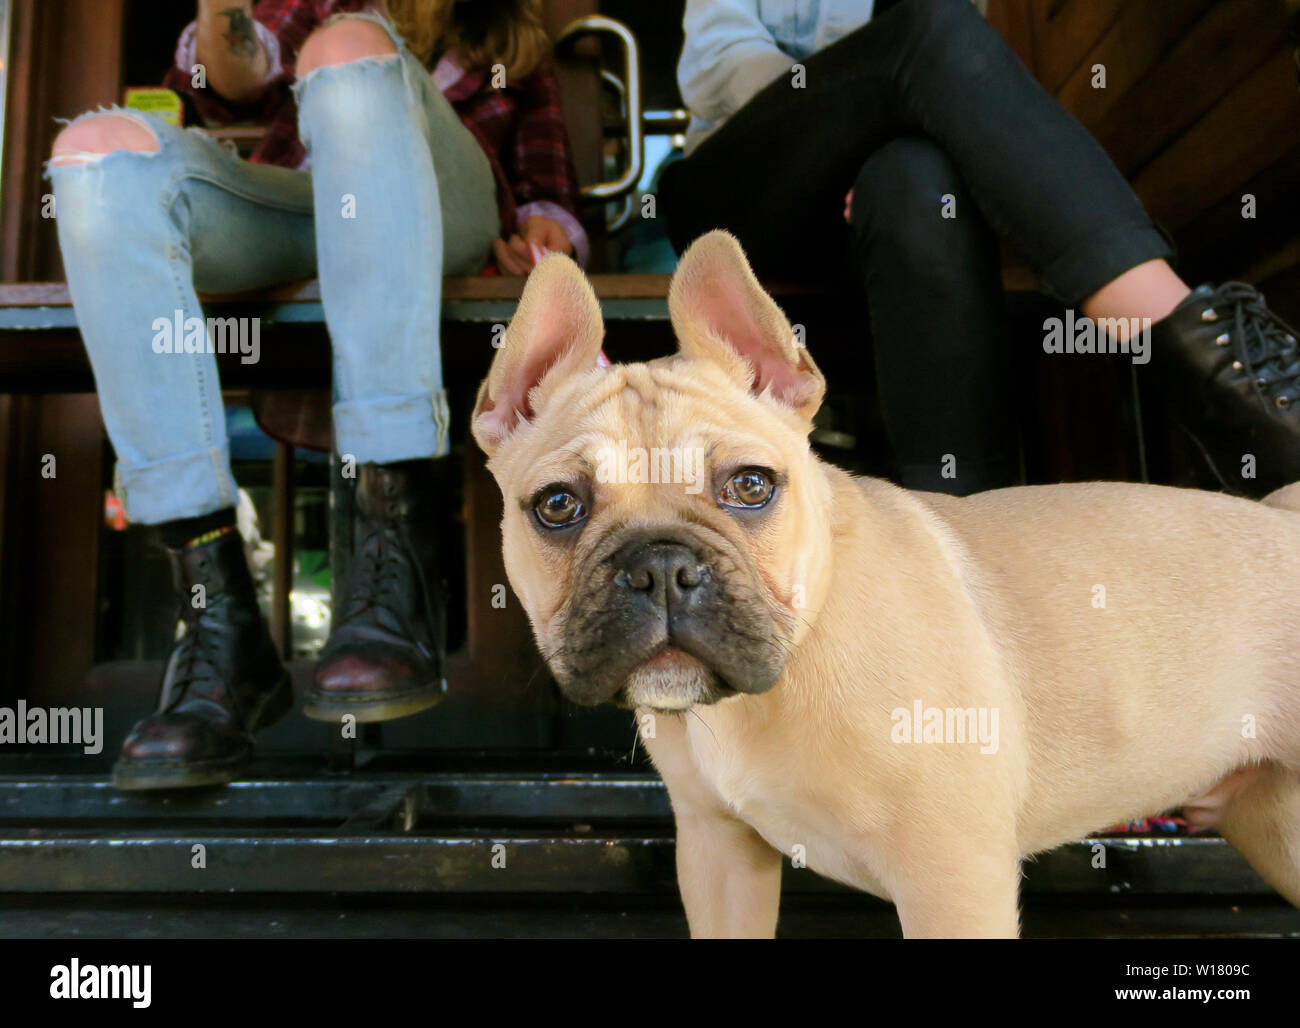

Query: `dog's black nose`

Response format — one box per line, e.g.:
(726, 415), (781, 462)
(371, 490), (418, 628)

(615, 542), (706, 607)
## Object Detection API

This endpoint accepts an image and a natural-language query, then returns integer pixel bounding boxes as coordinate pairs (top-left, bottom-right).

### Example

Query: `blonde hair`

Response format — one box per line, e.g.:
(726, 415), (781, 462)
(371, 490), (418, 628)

(386, 0), (551, 79)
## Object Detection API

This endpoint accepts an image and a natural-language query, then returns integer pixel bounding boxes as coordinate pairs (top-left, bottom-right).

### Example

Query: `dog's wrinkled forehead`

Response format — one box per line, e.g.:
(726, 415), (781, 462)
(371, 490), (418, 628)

(471, 230), (827, 479)
(503, 359), (796, 500)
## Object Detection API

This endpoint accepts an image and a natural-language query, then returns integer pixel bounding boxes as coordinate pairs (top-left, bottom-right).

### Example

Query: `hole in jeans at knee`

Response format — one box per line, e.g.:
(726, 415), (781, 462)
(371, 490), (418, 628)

(49, 111), (162, 170)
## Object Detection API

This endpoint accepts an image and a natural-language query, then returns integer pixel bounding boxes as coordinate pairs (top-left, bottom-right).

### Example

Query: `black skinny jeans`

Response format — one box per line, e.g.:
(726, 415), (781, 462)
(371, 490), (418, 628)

(659, 0), (1172, 495)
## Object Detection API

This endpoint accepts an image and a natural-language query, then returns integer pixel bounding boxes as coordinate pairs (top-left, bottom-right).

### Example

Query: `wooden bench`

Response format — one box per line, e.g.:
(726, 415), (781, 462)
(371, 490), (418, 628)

(0, 276), (678, 392)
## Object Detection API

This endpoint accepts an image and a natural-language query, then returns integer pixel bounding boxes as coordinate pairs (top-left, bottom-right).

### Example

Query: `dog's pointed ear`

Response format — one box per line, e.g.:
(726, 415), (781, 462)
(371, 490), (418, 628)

(472, 254), (605, 456)
(668, 230), (825, 421)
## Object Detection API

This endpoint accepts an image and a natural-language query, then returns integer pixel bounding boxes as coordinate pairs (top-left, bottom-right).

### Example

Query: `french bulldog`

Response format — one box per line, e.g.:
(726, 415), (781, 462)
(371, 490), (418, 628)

(471, 230), (1300, 938)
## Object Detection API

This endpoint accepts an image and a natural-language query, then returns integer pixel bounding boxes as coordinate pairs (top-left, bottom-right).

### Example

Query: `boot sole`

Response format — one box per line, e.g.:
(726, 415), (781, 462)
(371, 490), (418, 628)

(1174, 417), (1237, 492)
(301, 678), (447, 724)
(111, 753), (251, 792)
(111, 672), (295, 792)
(1170, 416), (1288, 498)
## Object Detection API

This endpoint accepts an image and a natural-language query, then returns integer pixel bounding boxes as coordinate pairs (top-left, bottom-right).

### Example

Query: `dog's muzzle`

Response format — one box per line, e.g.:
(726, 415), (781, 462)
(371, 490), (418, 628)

(553, 528), (790, 708)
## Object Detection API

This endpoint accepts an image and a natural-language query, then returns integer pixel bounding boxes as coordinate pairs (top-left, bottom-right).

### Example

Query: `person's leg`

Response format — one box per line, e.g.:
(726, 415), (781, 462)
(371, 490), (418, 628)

(1083, 260), (1190, 325)
(664, 0), (1298, 492)
(882, 0), (1296, 490)
(849, 137), (1014, 495)
(48, 110), (318, 788)
(295, 13), (495, 464)
(668, 0), (1172, 301)
(291, 13), (499, 721)
(51, 113), (318, 521)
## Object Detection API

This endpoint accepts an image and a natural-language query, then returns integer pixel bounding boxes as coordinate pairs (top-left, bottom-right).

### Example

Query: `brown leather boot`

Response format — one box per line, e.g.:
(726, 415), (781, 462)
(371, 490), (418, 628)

(306, 461), (447, 723)
(113, 527), (292, 790)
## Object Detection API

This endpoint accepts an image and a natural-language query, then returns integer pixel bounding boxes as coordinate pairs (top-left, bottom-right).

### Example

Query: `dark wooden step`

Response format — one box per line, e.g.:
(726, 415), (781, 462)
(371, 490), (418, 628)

(0, 769), (1280, 898)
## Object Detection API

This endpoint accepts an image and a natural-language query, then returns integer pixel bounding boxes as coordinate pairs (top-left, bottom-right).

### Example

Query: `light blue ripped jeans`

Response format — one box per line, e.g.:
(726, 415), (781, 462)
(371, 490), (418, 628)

(48, 12), (499, 524)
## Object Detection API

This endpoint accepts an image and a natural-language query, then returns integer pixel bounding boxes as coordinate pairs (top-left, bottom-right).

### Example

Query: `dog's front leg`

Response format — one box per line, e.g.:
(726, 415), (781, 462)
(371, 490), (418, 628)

(674, 810), (783, 938)
(888, 848), (1022, 939)
(640, 709), (782, 937)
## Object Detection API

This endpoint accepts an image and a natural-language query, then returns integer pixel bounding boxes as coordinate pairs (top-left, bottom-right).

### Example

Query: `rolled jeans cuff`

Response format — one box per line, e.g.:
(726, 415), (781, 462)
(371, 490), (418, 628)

(1038, 219), (1175, 307)
(334, 390), (451, 464)
(116, 444), (239, 525)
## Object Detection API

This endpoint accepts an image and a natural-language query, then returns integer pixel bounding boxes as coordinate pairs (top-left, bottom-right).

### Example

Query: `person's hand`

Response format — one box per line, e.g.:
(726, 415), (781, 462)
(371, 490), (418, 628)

(521, 215), (572, 256)
(492, 235), (534, 276)
(843, 188), (854, 223)
(492, 216), (574, 276)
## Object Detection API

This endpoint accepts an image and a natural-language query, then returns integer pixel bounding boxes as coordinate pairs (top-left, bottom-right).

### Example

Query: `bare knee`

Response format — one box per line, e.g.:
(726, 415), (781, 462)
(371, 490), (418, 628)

(51, 113), (160, 166)
(296, 18), (397, 78)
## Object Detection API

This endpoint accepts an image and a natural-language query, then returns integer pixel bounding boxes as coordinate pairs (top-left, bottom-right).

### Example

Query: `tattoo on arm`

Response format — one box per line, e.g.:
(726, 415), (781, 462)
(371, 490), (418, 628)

(221, 8), (259, 59)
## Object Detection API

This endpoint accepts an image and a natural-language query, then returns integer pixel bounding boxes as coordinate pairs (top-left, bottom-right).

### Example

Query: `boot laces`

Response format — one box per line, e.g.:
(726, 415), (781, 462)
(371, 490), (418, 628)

(337, 517), (419, 636)
(1214, 283), (1300, 407)
(159, 601), (226, 713)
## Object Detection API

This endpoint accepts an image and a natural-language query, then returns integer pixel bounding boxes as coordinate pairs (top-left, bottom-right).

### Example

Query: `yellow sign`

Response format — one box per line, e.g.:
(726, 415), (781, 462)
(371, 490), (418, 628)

(122, 88), (183, 126)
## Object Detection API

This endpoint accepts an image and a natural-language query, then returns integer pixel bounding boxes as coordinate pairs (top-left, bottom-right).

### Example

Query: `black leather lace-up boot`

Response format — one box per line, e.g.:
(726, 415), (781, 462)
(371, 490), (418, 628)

(306, 461), (447, 723)
(1150, 282), (1300, 496)
(113, 527), (292, 790)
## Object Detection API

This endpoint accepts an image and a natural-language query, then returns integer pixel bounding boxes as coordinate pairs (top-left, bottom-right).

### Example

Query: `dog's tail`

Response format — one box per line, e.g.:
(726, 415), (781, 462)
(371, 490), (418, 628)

(1262, 482), (1300, 514)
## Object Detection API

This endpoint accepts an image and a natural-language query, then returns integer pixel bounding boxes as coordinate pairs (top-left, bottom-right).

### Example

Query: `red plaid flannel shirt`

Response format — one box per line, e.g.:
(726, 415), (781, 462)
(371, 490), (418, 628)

(163, 0), (587, 262)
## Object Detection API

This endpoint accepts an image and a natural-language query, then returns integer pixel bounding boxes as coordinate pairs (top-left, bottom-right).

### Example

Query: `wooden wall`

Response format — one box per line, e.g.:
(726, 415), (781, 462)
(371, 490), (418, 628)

(0, 0), (123, 704)
(988, 0), (1300, 306)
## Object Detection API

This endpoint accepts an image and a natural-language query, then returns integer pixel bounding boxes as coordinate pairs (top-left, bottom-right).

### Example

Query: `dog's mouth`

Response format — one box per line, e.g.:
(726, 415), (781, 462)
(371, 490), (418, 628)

(641, 644), (699, 673)
(559, 621), (763, 710)
(611, 643), (739, 712)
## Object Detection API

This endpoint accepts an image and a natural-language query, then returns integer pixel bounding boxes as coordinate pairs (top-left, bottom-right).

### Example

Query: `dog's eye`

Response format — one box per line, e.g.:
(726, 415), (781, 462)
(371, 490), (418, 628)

(720, 468), (775, 509)
(534, 488), (587, 529)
